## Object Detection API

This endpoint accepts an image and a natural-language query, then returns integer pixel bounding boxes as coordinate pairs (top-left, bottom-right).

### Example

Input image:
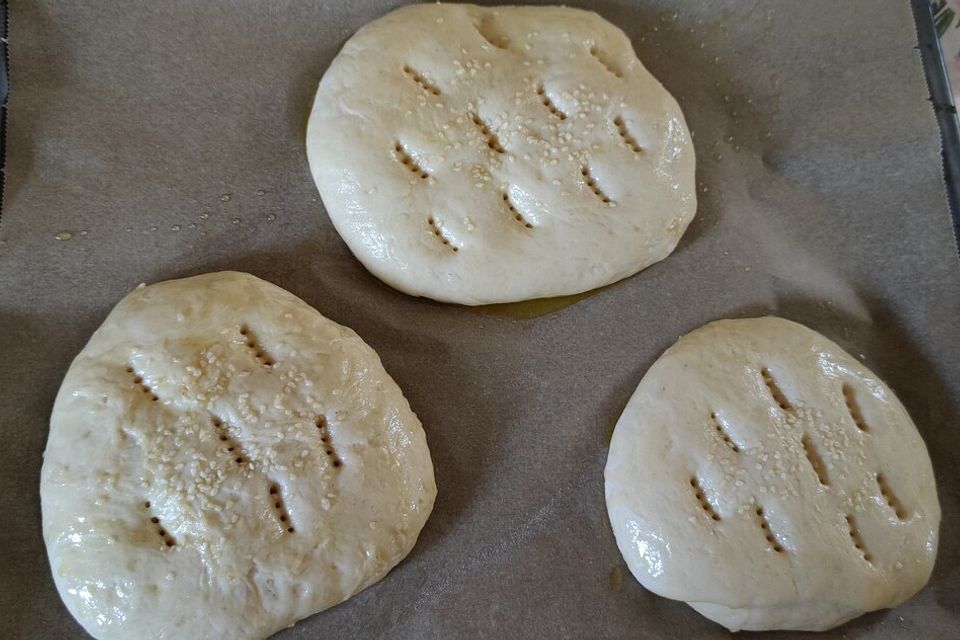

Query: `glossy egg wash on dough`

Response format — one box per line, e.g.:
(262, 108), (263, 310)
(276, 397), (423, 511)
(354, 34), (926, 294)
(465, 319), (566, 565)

(307, 3), (696, 305)
(41, 272), (436, 640)
(604, 317), (939, 632)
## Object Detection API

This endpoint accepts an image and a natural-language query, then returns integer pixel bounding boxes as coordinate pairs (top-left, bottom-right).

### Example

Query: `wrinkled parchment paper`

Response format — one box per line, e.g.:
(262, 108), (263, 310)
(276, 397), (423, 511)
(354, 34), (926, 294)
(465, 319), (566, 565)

(2, 1), (959, 638)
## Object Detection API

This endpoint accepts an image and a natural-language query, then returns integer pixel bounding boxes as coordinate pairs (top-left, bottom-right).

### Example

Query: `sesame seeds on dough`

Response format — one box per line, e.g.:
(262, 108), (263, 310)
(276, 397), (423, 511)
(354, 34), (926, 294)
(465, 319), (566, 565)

(40, 271), (436, 640)
(604, 317), (940, 632)
(306, 3), (696, 304)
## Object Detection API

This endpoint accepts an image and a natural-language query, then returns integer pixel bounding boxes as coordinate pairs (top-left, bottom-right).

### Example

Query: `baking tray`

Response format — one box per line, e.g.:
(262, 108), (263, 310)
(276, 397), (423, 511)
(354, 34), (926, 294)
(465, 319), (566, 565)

(1, 2), (958, 638)
(913, 0), (960, 251)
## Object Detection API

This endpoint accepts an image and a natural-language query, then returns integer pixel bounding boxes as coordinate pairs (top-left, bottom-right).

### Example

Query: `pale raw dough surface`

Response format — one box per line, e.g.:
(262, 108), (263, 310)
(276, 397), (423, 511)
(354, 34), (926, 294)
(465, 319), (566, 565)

(604, 317), (940, 632)
(306, 3), (696, 305)
(40, 272), (436, 640)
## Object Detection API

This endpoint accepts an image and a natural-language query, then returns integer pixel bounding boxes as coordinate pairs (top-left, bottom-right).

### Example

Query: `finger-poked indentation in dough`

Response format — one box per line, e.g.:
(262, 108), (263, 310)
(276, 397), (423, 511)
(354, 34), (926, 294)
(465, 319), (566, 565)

(269, 483), (295, 533)
(501, 190), (533, 229)
(394, 141), (430, 180)
(126, 365), (159, 402)
(755, 507), (785, 553)
(401, 64), (441, 96)
(535, 83), (568, 121)
(588, 43), (623, 78)
(239, 324), (275, 367)
(475, 15), (510, 50)
(876, 473), (908, 520)
(689, 476), (721, 522)
(580, 165), (614, 205)
(761, 367), (793, 413)
(801, 434), (830, 487)
(143, 501), (176, 548)
(211, 415), (247, 465)
(614, 116), (643, 154)
(845, 514), (873, 563)
(315, 415), (342, 469)
(842, 383), (870, 432)
(427, 216), (459, 252)
(469, 112), (506, 154)
(709, 411), (740, 453)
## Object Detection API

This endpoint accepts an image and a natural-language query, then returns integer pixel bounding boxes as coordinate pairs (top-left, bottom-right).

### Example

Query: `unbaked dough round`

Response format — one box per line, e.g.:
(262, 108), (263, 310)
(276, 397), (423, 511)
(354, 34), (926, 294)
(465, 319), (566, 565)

(307, 3), (696, 305)
(604, 317), (939, 632)
(41, 272), (436, 640)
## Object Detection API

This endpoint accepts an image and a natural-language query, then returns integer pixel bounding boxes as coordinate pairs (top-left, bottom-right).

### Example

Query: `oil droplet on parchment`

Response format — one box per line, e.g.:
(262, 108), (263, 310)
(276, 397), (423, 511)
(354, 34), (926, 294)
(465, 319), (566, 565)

(610, 565), (624, 591)
(473, 290), (594, 319)
(472, 281), (617, 319)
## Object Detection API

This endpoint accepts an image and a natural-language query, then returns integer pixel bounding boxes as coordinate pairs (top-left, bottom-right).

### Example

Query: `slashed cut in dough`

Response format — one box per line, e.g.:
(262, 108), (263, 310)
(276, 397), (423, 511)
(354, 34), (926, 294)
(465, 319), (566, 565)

(41, 272), (436, 640)
(306, 3), (696, 305)
(605, 317), (939, 632)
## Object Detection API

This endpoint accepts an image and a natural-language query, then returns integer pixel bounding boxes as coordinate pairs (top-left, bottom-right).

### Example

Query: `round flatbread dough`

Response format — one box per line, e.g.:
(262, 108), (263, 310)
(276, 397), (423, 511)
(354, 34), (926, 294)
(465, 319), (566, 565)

(41, 271), (436, 640)
(307, 3), (695, 305)
(605, 317), (939, 632)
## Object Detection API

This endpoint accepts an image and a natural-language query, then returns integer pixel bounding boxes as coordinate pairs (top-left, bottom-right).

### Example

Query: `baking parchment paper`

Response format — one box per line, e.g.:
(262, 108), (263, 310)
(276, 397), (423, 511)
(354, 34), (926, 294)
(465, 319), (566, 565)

(1, 1), (958, 638)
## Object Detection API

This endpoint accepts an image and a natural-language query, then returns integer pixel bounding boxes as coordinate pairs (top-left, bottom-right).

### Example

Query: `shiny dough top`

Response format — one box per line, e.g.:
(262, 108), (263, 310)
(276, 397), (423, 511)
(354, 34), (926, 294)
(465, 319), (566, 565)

(41, 272), (436, 640)
(605, 317), (939, 631)
(307, 3), (696, 304)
